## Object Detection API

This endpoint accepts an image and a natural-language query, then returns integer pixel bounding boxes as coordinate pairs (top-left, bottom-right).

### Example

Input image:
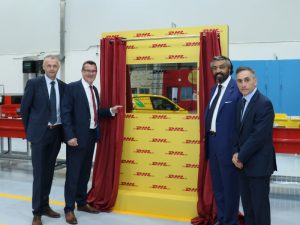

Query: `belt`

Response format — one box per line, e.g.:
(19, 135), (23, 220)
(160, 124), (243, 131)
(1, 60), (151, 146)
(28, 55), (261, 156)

(208, 131), (216, 136)
(48, 124), (62, 129)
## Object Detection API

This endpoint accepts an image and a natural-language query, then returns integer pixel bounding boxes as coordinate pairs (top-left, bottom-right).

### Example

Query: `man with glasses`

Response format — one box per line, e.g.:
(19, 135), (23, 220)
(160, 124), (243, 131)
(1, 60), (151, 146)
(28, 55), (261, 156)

(205, 56), (242, 225)
(21, 55), (66, 225)
(61, 60), (122, 224)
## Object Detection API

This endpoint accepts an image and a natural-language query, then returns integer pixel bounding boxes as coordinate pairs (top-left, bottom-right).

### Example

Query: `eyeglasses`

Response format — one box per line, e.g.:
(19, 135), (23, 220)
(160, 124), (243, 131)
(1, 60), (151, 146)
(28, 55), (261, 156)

(83, 69), (97, 73)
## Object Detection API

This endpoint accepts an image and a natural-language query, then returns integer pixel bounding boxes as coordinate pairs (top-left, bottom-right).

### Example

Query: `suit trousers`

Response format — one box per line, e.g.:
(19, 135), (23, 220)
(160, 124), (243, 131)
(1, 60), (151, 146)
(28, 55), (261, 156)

(64, 129), (96, 213)
(31, 127), (62, 215)
(240, 173), (271, 225)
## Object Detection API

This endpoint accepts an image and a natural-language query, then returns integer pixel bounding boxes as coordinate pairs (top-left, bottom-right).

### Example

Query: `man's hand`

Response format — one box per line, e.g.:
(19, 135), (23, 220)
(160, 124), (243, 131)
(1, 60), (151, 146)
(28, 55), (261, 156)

(111, 105), (123, 114)
(67, 138), (78, 147)
(232, 152), (243, 169)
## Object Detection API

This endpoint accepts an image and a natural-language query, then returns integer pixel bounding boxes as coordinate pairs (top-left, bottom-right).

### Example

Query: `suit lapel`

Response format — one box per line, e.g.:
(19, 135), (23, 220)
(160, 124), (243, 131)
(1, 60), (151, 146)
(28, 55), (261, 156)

(217, 79), (235, 114)
(240, 91), (260, 131)
(41, 76), (50, 107)
(79, 81), (90, 113)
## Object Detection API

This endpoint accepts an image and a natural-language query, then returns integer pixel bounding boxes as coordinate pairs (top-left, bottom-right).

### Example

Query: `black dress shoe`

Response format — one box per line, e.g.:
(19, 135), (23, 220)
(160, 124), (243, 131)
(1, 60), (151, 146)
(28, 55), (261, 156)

(32, 215), (42, 225)
(65, 211), (78, 224)
(77, 204), (100, 214)
(42, 206), (61, 218)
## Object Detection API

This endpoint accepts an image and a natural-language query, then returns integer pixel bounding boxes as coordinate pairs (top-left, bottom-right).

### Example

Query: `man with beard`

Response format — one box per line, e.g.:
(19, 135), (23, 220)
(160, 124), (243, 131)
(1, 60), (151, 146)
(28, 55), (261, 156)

(204, 56), (242, 225)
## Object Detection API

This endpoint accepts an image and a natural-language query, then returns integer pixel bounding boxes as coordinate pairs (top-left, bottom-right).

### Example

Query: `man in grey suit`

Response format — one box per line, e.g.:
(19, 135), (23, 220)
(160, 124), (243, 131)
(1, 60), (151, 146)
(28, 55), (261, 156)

(21, 55), (66, 225)
(232, 66), (277, 225)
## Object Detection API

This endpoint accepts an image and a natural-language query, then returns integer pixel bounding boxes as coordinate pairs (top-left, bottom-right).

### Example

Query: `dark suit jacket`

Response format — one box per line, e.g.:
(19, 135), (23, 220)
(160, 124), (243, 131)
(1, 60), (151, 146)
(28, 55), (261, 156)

(61, 80), (112, 148)
(233, 90), (277, 177)
(21, 76), (66, 143)
(205, 78), (242, 161)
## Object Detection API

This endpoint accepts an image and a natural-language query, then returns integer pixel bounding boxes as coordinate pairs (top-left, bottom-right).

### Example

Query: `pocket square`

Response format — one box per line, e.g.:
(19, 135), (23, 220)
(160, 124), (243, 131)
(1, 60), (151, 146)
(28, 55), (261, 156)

(225, 101), (232, 103)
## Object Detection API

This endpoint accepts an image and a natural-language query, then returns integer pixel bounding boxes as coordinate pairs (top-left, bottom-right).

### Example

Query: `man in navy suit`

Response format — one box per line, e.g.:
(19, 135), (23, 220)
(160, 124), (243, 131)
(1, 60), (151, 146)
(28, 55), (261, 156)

(61, 60), (122, 224)
(232, 67), (277, 225)
(205, 56), (242, 225)
(21, 55), (66, 225)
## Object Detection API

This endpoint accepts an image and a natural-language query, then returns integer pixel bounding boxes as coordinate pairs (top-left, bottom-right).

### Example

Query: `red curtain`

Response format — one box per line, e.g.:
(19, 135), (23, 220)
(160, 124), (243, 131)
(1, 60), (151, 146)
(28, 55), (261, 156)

(87, 37), (126, 212)
(191, 31), (221, 225)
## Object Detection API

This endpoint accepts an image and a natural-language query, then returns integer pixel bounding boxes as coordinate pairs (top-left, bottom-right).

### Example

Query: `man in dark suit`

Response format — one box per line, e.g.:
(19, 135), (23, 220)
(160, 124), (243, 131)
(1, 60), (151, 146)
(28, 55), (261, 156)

(21, 55), (66, 225)
(232, 66), (277, 225)
(61, 60), (122, 224)
(205, 56), (242, 225)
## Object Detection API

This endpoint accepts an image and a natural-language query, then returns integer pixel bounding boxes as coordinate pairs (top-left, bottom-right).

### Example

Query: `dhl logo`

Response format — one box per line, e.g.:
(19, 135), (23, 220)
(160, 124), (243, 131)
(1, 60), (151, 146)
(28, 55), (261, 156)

(134, 126), (153, 131)
(151, 162), (169, 166)
(150, 138), (169, 143)
(183, 42), (200, 46)
(166, 174), (186, 179)
(135, 56), (152, 61)
(167, 30), (187, 35)
(166, 151), (186, 156)
(183, 163), (199, 168)
(105, 35), (120, 38)
(167, 127), (186, 132)
(123, 137), (138, 142)
(126, 45), (136, 49)
(183, 187), (198, 192)
(184, 140), (201, 144)
(120, 181), (137, 187)
(167, 54), (186, 60)
(121, 159), (137, 164)
(135, 172), (153, 177)
(150, 115), (170, 119)
(135, 149), (153, 154)
(184, 115), (200, 120)
(125, 114), (138, 119)
(202, 28), (221, 33)
(134, 32), (153, 37)
(151, 43), (170, 48)
(150, 184), (169, 190)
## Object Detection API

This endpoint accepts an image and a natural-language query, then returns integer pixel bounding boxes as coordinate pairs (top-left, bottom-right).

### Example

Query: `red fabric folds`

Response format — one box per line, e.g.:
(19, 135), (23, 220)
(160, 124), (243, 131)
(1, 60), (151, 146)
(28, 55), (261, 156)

(87, 37), (126, 212)
(191, 31), (221, 225)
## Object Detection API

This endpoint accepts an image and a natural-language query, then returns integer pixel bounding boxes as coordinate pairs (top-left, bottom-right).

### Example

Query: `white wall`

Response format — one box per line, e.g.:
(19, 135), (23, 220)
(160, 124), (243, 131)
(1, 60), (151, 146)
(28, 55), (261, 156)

(0, 0), (300, 93)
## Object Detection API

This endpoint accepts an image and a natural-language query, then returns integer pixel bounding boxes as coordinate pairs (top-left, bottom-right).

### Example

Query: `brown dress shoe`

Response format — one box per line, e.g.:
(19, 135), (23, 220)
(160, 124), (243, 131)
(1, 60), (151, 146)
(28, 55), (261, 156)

(65, 211), (78, 224)
(42, 206), (61, 218)
(77, 204), (100, 214)
(32, 215), (42, 225)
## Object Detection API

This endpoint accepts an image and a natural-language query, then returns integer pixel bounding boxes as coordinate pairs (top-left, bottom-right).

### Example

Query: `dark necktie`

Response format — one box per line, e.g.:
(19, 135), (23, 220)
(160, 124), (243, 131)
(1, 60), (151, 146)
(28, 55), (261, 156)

(206, 84), (222, 131)
(89, 86), (98, 127)
(49, 81), (57, 124)
(240, 98), (247, 121)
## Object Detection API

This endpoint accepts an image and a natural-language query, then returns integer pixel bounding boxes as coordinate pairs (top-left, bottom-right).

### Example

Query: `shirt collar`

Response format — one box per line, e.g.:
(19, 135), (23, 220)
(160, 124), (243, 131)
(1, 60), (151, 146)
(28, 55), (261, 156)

(81, 78), (93, 89)
(244, 88), (257, 102)
(44, 75), (57, 84)
(218, 75), (231, 89)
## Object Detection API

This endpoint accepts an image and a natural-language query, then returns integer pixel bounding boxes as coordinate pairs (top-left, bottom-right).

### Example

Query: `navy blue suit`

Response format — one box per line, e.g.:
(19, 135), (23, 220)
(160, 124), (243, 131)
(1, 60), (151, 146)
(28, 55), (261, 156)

(61, 80), (112, 212)
(205, 78), (242, 225)
(233, 90), (277, 225)
(21, 75), (66, 215)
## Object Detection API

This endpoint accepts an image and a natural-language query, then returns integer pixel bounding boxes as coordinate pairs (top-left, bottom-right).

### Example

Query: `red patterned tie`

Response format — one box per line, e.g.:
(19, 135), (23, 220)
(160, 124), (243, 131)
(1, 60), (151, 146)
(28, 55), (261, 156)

(89, 86), (98, 127)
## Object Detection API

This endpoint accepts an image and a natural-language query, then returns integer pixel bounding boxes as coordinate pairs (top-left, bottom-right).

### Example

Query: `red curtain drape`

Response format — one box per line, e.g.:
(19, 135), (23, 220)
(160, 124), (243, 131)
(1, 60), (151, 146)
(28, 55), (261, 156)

(87, 37), (126, 212)
(191, 31), (221, 225)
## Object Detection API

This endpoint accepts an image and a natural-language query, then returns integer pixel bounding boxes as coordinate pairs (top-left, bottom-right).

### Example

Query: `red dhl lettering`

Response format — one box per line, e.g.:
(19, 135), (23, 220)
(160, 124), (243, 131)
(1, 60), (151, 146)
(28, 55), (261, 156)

(151, 185), (168, 189)
(135, 172), (152, 177)
(120, 182), (137, 187)
(168, 30), (186, 35)
(184, 163), (199, 168)
(202, 28), (220, 33)
(151, 162), (169, 166)
(126, 45), (136, 49)
(105, 35), (120, 38)
(184, 42), (200, 46)
(151, 43), (169, 48)
(151, 138), (168, 143)
(135, 32), (152, 37)
(167, 54), (186, 59)
(184, 187), (198, 192)
(167, 174), (185, 179)
(123, 137), (137, 141)
(150, 115), (169, 119)
(167, 127), (185, 131)
(166, 151), (185, 156)
(185, 115), (200, 120)
(185, 140), (200, 144)
(121, 159), (137, 164)
(135, 56), (152, 60)
(125, 114), (137, 119)
(135, 149), (153, 154)
(135, 126), (152, 130)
